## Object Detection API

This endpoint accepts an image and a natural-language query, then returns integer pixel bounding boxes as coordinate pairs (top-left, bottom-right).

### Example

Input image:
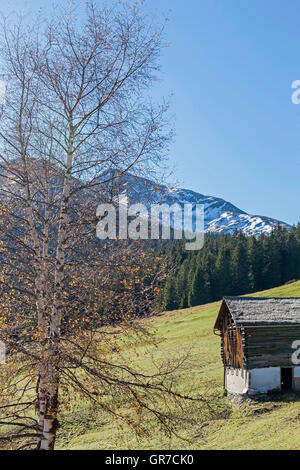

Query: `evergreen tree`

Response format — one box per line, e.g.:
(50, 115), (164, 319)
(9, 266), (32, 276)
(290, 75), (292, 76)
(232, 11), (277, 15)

(231, 234), (250, 295)
(157, 225), (300, 311)
(162, 277), (178, 311)
(188, 265), (211, 306)
(248, 236), (263, 292)
(215, 244), (233, 298)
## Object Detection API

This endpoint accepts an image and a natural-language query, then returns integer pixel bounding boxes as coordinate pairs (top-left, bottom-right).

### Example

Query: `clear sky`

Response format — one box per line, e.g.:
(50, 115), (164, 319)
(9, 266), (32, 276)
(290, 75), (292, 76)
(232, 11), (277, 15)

(2, 0), (300, 225)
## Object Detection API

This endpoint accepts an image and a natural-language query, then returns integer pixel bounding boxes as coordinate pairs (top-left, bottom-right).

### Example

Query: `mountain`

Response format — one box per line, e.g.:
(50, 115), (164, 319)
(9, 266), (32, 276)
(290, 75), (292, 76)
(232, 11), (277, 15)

(0, 159), (291, 237)
(102, 171), (291, 236)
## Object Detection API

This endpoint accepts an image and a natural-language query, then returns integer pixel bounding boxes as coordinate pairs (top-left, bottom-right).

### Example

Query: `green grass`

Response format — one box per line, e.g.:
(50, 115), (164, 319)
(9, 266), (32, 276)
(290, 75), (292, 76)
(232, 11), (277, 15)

(57, 281), (300, 450)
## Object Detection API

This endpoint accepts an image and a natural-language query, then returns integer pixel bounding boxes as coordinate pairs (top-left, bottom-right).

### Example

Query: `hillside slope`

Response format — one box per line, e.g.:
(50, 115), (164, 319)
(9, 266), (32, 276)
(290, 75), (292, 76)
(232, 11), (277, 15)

(58, 281), (300, 450)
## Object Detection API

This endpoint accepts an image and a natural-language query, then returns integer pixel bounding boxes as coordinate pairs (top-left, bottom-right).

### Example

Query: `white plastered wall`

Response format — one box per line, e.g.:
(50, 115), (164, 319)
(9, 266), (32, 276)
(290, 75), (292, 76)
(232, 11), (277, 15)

(225, 367), (283, 394)
(294, 366), (300, 378)
(249, 367), (281, 392)
(225, 367), (249, 394)
(293, 366), (300, 391)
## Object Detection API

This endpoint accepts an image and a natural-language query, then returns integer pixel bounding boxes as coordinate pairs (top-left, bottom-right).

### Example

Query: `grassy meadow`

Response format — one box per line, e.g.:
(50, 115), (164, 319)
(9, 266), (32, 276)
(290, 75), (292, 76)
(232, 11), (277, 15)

(56, 281), (300, 450)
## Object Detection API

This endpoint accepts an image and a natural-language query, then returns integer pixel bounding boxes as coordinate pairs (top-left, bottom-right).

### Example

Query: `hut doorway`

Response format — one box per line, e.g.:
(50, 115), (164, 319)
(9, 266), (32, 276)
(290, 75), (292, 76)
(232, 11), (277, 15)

(281, 367), (293, 391)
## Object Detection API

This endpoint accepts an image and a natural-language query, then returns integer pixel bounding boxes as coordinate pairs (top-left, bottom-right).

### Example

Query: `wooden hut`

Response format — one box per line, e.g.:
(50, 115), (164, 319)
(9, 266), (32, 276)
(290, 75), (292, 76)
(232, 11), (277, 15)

(214, 297), (300, 394)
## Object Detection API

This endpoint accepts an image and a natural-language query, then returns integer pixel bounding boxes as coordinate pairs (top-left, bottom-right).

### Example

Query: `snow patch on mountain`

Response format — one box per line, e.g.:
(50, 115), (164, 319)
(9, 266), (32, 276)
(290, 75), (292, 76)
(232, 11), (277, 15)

(102, 171), (290, 236)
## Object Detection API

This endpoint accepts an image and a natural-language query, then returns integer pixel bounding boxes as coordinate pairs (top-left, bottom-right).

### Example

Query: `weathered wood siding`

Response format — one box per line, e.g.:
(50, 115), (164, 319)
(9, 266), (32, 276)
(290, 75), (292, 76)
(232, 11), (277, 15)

(244, 327), (300, 369)
(217, 301), (300, 369)
(219, 304), (245, 368)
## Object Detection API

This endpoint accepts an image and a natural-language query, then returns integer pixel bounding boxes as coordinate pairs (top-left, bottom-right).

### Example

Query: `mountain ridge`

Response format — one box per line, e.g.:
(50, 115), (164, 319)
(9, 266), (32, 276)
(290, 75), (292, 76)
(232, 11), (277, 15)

(102, 170), (291, 236)
(0, 159), (291, 237)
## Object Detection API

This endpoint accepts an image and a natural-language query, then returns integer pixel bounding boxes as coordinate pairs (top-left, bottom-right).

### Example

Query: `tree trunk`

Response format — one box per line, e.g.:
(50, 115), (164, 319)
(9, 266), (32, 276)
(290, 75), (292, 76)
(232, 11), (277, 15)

(38, 347), (60, 450)
(37, 127), (74, 450)
(39, 378), (59, 450)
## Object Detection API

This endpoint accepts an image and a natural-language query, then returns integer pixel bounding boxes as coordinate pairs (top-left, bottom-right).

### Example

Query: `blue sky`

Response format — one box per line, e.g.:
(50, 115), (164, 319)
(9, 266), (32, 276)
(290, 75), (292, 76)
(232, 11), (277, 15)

(148, 0), (300, 226)
(2, 0), (300, 225)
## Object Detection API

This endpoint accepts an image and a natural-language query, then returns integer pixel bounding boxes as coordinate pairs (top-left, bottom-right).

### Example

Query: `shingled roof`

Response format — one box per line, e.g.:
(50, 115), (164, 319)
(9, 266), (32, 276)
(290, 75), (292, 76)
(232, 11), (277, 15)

(214, 297), (300, 329)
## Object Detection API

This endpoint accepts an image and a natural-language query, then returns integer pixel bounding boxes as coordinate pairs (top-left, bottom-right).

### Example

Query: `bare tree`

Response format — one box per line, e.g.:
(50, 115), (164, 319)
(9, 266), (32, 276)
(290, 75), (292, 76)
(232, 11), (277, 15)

(0, 1), (215, 450)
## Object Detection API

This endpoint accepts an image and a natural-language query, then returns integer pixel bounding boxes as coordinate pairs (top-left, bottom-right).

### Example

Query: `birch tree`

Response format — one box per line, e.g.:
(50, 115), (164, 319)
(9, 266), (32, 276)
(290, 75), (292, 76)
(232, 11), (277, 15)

(0, 1), (216, 450)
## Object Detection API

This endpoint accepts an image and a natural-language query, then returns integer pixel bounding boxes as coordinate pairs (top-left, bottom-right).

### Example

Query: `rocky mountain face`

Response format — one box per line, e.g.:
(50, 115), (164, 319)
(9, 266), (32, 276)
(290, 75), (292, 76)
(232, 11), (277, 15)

(0, 159), (290, 237)
(102, 171), (290, 236)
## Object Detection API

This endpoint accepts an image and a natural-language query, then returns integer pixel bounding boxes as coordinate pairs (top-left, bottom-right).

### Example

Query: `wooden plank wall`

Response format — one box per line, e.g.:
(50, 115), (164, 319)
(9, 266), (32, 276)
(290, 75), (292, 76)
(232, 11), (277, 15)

(244, 326), (300, 369)
(220, 309), (246, 369)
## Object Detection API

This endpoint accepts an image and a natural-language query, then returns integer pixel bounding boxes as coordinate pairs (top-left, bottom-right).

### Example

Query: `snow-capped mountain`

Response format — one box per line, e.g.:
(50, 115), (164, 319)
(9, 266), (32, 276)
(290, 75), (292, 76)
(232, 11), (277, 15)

(103, 171), (290, 236)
